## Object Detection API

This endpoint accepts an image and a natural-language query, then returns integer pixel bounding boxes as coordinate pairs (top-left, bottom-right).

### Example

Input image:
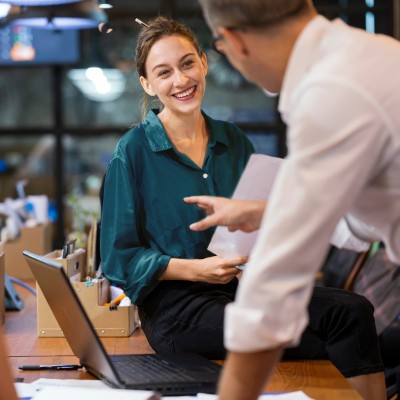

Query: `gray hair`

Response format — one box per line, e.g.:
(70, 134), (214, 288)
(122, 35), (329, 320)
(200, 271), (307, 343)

(198, 0), (314, 30)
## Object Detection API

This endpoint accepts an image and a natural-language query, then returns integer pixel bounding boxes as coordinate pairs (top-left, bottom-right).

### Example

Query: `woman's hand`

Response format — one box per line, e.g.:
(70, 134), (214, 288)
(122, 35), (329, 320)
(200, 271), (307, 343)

(161, 255), (248, 284)
(192, 256), (248, 284)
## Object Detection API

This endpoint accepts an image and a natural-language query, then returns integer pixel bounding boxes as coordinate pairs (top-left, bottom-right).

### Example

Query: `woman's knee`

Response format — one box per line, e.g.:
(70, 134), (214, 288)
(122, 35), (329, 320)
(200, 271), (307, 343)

(339, 292), (376, 328)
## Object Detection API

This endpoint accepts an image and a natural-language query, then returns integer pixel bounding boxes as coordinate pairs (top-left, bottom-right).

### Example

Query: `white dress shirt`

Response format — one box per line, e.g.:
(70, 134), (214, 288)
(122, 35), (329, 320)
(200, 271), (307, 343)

(225, 15), (400, 352)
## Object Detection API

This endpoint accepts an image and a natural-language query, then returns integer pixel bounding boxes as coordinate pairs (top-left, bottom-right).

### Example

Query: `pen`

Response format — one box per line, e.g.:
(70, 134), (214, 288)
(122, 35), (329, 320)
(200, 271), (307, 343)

(18, 364), (82, 371)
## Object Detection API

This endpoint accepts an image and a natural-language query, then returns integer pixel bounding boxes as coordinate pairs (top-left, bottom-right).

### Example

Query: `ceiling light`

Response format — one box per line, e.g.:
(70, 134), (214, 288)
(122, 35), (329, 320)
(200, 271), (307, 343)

(97, 0), (112, 9)
(0, 3), (11, 18)
(0, 0), (81, 5)
(98, 21), (112, 33)
(68, 67), (126, 102)
(0, 0), (107, 30)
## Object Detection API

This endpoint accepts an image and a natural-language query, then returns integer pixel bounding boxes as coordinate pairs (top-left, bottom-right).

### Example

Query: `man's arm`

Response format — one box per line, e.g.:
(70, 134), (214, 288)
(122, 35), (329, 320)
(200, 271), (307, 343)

(183, 196), (266, 232)
(218, 348), (283, 400)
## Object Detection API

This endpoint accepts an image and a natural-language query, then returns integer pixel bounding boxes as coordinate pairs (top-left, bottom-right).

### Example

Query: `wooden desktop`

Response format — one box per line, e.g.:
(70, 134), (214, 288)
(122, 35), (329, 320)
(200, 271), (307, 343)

(4, 282), (362, 399)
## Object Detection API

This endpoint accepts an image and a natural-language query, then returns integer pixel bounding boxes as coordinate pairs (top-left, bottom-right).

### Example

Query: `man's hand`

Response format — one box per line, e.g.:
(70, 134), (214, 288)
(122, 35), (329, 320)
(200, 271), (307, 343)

(184, 196), (266, 232)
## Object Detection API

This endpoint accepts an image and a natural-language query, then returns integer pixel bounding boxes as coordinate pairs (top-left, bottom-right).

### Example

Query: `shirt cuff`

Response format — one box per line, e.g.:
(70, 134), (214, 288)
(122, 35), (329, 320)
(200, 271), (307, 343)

(330, 218), (370, 252)
(224, 302), (309, 352)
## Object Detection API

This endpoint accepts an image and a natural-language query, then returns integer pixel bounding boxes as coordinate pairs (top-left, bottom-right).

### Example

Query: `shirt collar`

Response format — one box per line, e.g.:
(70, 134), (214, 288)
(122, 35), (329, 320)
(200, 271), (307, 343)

(206, 114), (229, 148)
(142, 109), (172, 152)
(142, 109), (229, 152)
(278, 15), (331, 123)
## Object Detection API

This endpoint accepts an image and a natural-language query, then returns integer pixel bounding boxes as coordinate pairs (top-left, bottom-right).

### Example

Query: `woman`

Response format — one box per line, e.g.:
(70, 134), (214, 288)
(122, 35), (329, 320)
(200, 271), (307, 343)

(100, 16), (384, 397)
(101, 16), (250, 358)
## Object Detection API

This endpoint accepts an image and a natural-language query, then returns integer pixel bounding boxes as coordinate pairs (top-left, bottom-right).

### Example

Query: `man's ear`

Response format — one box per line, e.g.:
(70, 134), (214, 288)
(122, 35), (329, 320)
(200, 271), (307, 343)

(139, 76), (156, 97)
(219, 27), (249, 58)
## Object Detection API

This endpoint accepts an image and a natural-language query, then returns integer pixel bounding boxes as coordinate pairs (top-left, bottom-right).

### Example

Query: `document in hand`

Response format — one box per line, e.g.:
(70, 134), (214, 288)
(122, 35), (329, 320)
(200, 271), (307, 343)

(208, 154), (284, 259)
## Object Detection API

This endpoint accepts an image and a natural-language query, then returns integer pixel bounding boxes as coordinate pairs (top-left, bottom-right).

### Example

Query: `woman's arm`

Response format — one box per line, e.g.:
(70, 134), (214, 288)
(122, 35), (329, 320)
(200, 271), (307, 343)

(101, 156), (171, 304)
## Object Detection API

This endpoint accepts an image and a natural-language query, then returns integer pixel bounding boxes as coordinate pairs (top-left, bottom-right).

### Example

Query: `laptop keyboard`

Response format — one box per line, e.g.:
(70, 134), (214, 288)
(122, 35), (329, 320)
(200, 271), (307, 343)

(111, 355), (198, 383)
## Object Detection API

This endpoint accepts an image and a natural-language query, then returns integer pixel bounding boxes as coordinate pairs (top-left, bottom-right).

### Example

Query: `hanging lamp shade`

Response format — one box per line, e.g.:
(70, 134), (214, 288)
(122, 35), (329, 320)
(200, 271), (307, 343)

(97, 0), (112, 9)
(0, 0), (81, 5)
(0, 0), (107, 30)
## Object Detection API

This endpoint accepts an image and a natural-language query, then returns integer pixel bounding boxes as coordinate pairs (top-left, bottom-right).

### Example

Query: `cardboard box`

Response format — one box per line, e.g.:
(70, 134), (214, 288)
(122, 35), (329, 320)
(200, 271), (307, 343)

(41, 249), (86, 283)
(4, 223), (52, 280)
(0, 243), (4, 324)
(37, 249), (138, 337)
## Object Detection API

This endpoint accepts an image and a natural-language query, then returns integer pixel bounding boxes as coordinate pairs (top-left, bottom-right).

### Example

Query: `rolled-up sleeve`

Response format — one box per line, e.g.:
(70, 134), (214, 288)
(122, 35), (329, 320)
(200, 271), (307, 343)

(100, 155), (171, 304)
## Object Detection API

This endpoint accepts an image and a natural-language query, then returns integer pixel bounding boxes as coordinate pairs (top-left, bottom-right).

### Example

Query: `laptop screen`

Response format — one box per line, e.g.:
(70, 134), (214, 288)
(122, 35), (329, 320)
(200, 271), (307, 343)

(22, 250), (122, 387)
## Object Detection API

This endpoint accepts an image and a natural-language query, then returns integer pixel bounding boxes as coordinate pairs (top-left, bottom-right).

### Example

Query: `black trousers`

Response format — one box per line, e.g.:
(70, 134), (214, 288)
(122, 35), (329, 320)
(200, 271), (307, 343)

(138, 281), (384, 378)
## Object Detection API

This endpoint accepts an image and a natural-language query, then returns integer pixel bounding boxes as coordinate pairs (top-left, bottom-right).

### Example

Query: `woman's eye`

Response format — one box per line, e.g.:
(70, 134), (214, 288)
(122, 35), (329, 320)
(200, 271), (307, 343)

(158, 70), (170, 77)
(183, 60), (194, 68)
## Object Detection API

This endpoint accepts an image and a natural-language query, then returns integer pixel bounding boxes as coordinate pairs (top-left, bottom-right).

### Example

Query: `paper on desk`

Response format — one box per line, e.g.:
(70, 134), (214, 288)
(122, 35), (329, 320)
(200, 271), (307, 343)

(31, 378), (108, 388)
(208, 154), (284, 258)
(30, 386), (160, 400)
(195, 392), (314, 399)
(163, 392), (314, 400)
(15, 380), (103, 399)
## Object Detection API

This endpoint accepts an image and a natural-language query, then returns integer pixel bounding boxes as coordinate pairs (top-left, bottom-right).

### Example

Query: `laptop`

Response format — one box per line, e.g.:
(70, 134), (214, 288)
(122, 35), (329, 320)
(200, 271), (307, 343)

(23, 250), (221, 396)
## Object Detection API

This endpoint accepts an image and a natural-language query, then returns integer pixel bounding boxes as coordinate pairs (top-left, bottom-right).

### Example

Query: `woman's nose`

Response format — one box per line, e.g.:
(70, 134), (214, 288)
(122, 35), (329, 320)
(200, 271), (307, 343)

(174, 70), (189, 85)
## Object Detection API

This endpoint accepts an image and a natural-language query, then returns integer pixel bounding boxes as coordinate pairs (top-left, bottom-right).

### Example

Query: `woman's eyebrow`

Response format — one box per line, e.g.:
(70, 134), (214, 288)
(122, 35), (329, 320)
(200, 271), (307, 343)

(151, 53), (195, 73)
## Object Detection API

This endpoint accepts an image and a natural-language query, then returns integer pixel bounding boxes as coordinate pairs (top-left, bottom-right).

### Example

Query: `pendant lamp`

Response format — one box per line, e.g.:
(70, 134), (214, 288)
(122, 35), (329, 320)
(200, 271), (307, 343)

(0, 0), (81, 5)
(0, 0), (107, 30)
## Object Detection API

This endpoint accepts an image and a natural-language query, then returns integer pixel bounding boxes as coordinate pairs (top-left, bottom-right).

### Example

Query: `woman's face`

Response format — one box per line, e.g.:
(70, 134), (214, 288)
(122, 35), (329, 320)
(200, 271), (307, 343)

(140, 34), (208, 116)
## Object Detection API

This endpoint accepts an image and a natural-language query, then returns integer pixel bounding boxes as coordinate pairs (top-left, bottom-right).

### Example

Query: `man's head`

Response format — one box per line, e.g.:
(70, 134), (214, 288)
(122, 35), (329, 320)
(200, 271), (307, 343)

(198, 0), (316, 92)
(199, 0), (313, 31)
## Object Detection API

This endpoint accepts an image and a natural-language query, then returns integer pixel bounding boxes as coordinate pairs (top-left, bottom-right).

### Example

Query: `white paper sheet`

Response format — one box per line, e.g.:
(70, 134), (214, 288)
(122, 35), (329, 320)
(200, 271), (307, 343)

(31, 378), (108, 388)
(208, 154), (283, 258)
(195, 392), (313, 399)
(30, 386), (159, 400)
(16, 380), (313, 400)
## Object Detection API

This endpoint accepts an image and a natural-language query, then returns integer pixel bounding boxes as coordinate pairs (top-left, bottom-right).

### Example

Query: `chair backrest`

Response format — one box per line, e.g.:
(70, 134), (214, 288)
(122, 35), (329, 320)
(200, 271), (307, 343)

(322, 246), (370, 290)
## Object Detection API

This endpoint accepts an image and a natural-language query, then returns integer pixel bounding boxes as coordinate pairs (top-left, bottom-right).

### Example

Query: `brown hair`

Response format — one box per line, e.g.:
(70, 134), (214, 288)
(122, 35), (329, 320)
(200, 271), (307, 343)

(135, 16), (204, 119)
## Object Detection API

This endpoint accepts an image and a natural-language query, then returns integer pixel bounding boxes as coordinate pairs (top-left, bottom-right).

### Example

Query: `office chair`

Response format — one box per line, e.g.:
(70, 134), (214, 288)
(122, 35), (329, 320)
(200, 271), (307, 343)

(322, 245), (400, 400)
(322, 245), (369, 290)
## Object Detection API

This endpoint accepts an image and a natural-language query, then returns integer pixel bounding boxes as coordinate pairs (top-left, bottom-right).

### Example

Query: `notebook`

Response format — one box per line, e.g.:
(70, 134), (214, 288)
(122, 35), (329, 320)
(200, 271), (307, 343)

(23, 250), (221, 396)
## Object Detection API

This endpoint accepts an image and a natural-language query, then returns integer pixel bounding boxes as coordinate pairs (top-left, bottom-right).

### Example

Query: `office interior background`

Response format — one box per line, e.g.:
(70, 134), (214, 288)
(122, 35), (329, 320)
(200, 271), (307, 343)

(0, 0), (398, 247)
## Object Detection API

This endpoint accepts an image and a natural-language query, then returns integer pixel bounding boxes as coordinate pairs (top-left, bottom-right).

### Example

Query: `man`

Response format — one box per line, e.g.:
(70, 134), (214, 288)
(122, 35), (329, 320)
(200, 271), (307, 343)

(185, 0), (400, 399)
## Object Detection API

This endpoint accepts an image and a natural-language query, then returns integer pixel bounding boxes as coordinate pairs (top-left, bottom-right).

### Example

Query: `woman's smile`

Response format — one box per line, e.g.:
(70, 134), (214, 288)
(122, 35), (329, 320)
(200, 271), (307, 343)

(173, 85), (197, 100)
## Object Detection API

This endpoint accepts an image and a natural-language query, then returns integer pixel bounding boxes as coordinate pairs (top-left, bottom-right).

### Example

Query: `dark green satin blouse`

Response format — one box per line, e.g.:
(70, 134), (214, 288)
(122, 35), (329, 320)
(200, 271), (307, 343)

(100, 109), (254, 304)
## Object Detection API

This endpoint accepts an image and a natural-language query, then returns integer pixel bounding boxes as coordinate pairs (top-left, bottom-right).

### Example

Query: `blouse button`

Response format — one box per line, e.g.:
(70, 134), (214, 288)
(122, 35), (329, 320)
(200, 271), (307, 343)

(203, 173), (208, 179)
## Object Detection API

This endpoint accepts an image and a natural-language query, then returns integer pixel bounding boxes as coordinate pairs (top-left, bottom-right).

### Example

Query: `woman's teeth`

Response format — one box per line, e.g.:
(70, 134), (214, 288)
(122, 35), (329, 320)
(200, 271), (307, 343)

(174, 87), (195, 98)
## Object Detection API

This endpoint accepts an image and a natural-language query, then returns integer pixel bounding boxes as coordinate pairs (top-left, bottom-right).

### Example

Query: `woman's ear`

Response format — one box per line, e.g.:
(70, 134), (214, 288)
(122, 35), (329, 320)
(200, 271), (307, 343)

(201, 53), (208, 76)
(139, 76), (156, 97)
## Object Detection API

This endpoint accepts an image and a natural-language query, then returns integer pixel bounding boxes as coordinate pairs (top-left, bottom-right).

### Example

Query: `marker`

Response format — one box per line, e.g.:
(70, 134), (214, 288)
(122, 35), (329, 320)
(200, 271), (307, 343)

(18, 364), (82, 371)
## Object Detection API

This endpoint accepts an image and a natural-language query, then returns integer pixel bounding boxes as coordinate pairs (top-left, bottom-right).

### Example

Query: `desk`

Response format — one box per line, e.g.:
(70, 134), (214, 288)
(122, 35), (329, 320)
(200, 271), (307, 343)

(4, 283), (362, 399)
